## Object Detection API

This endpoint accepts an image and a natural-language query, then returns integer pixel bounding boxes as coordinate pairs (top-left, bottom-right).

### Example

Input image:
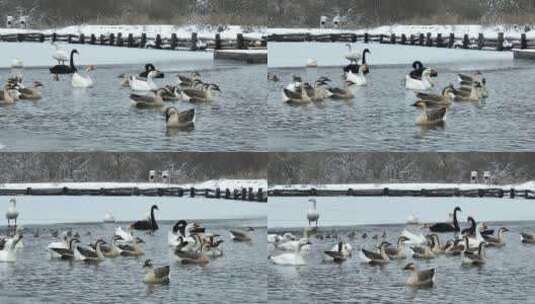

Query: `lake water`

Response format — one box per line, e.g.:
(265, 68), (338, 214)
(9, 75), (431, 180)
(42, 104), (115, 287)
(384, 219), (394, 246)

(268, 221), (535, 304)
(267, 59), (535, 152)
(0, 218), (267, 304)
(0, 59), (267, 151)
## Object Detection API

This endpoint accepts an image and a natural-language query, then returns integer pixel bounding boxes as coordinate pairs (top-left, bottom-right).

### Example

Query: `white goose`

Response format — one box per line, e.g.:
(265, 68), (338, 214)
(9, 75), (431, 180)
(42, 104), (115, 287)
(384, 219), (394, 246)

(0, 234), (23, 262)
(130, 71), (158, 91)
(405, 68), (437, 91)
(72, 65), (94, 88)
(269, 239), (311, 266)
(401, 229), (427, 246)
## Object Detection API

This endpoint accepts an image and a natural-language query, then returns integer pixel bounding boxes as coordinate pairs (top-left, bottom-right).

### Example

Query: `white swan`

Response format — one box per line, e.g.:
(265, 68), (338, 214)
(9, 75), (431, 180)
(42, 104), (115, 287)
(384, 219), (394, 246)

(130, 71), (158, 91)
(345, 70), (367, 86)
(269, 239), (310, 266)
(344, 44), (360, 62)
(72, 66), (94, 88)
(401, 229), (427, 246)
(405, 68), (436, 91)
(0, 234), (23, 262)
(307, 199), (319, 227)
(114, 226), (134, 245)
(52, 43), (69, 64)
(6, 198), (19, 228)
(103, 211), (115, 223)
(306, 58), (318, 68)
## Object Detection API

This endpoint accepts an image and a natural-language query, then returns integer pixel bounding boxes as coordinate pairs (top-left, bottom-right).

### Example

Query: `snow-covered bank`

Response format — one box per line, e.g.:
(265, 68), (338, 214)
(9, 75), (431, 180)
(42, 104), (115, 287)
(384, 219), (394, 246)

(0, 42), (212, 69)
(0, 24), (266, 40)
(268, 42), (513, 68)
(270, 181), (535, 191)
(269, 24), (533, 39)
(0, 179), (267, 191)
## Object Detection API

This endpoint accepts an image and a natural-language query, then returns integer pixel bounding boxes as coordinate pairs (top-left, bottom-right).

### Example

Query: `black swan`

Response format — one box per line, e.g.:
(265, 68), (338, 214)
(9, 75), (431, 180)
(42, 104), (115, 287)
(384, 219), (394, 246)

(409, 61), (425, 80)
(130, 205), (159, 231)
(139, 63), (165, 79)
(49, 49), (78, 74)
(429, 206), (461, 233)
(343, 48), (371, 75)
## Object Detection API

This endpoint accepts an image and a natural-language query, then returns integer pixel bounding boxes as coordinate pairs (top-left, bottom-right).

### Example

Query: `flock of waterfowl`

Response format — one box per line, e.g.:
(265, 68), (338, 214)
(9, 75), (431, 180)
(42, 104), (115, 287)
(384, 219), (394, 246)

(268, 203), (535, 288)
(269, 43), (490, 126)
(0, 200), (255, 285)
(1, 42), (223, 129)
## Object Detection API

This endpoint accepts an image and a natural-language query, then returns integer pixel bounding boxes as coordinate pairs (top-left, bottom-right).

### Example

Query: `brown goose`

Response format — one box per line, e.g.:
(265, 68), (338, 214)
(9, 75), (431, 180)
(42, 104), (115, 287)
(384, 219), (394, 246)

(324, 241), (348, 263)
(143, 259), (170, 284)
(130, 89), (165, 108)
(521, 232), (535, 244)
(19, 81), (43, 100)
(49, 238), (79, 260)
(359, 242), (390, 264)
(412, 101), (447, 125)
(165, 107), (195, 128)
(75, 240), (105, 262)
(174, 244), (209, 265)
(385, 236), (410, 259)
(403, 263), (436, 287)
(462, 242), (487, 265)
(482, 227), (508, 247)
(229, 230), (251, 242)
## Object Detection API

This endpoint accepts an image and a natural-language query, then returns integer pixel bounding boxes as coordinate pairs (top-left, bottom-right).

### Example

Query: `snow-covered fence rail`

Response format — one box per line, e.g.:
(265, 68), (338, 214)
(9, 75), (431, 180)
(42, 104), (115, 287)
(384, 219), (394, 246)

(0, 186), (267, 202)
(269, 187), (535, 200)
(266, 32), (533, 52)
(0, 32), (266, 52)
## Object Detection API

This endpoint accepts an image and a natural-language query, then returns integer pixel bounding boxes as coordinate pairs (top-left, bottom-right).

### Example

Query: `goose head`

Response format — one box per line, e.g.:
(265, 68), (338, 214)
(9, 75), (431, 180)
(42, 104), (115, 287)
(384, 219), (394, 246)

(403, 262), (417, 271)
(166, 107), (179, 120)
(208, 84), (221, 92)
(32, 81), (44, 88)
(143, 259), (154, 271)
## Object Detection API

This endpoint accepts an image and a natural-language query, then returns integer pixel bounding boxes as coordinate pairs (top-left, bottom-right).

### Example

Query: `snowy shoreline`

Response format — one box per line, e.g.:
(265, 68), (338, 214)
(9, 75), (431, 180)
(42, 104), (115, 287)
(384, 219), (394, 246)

(269, 182), (535, 191)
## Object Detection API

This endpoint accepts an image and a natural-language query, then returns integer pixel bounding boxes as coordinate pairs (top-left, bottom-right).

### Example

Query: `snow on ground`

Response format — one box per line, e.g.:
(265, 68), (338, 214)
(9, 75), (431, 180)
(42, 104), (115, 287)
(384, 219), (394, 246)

(269, 24), (534, 39)
(270, 181), (535, 191)
(268, 42), (513, 68)
(0, 42), (212, 69)
(0, 179), (267, 191)
(0, 24), (266, 40)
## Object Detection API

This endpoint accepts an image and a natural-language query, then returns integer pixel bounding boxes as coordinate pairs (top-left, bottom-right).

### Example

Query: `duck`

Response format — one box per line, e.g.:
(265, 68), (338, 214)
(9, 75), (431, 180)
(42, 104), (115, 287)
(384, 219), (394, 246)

(359, 241), (390, 264)
(18, 81), (43, 100)
(74, 240), (105, 262)
(269, 239), (311, 266)
(384, 236), (410, 259)
(307, 198), (319, 228)
(521, 232), (535, 244)
(139, 64), (164, 79)
(229, 230), (251, 242)
(129, 71), (158, 91)
(50, 49), (78, 74)
(130, 89), (165, 108)
(403, 263), (436, 287)
(327, 86), (354, 100)
(142, 259), (170, 284)
(181, 83), (220, 103)
(429, 206), (462, 233)
(452, 81), (484, 102)
(344, 49), (370, 86)
(412, 101), (448, 126)
(414, 85), (456, 107)
(405, 61), (438, 91)
(52, 42), (69, 65)
(323, 241), (349, 263)
(130, 204), (159, 231)
(48, 238), (79, 260)
(72, 65), (95, 88)
(0, 234), (23, 262)
(462, 242), (487, 265)
(165, 107), (195, 128)
(482, 227), (508, 248)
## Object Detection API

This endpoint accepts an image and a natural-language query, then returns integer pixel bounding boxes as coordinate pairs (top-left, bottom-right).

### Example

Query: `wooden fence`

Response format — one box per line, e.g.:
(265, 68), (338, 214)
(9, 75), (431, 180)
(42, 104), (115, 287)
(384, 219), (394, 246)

(269, 187), (535, 199)
(267, 32), (533, 51)
(0, 32), (266, 51)
(0, 186), (267, 202)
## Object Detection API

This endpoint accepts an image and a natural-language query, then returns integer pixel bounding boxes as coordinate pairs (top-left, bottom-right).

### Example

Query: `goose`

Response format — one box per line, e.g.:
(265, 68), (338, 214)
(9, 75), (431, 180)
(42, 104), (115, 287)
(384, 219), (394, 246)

(75, 240), (105, 262)
(307, 198), (319, 228)
(18, 81), (43, 100)
(345, 49), (370, 86)
(452, 81), (484, 102)
(130, 89), (165, 108)
(359, 241), (390, 264)
(305, 58), (318, 68)
(403, 263), (436, 287)
(168, 220), (197, 248)
(429, 206), (461, 233)
(458, 72), (488, 98)
(282, 86), (311, 104)
(521, 232), (535, 244)
(385, 236), (410, 259)
(482, 227), (508, 248)
(50, 49), (78, 74)
(117, 237), (144, 257)
(130, 205), (159, 231)
(276, 229), (312, 253)
(181, 83), (220, 103)
(52, 43), (69, 65)
(429, 234), (444, 254)
(462, 217), (485, 249)
(89, 238), (121, 258)
(412, 101), (448, 126)
(462, 242), (487, 265)
(305, 80), (333, 101)
(410, 237), (435, 260)
(401, 229), (427, 246)
(324, 241), (349, 263)
(48, 238), (79, 260)
(285, 76), (303, 92)
(444, 239), (465, 256)
(177, 72), (201, 88)
(203, 234), (224, 257)
(142, 259), (170, 284)
(329, 240), (352, 257)
(165, 107), (195, 128)
(118, 74), (131, 87)
(114, 226), (134, 244)
(72, 65), (95, 88)
(0, 84), (18, 104)
(139, 64), (164, 79)
(6, 198), (19, 233)
(0, 234), (23, 262)
(269, 239), (311, 266)
(267, 73), (279, 82)
(160, 85), (181, 101)
(327, 86), (354, 100)
(405, 62), (438, 91)
(229, 230), (251, 242)
(174, 242), (209, 265)
(129, 71), (158, 91)
(414, 85), (456, 107)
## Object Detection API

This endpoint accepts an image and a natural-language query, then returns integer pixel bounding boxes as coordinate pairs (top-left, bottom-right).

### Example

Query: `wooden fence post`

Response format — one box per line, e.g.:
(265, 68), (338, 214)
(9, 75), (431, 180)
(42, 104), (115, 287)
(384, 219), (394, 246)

(448, 33), (455, 48)
(79, 33), (85, 44)
(190, 187), (195, 197)
(155, 34), (161, 49)
(463, 34), (469, 49)
(521, 33), (527, 49)
(241, 188), (247, 200)
(52, 33), (57, 42)
(400, 34), (406, 44)
(477, 33), (484, 49)
(170, 33), (177, 49)
(90, 34), (96, 45)
(418, 33), (424, 45)
(379, 34), (384, 44)
(109, 33), (115, 46)
(257, 188), (264, 201)
(390, 33), (396, 44)
(178, 188), (183, 197)
(364, 33), (369, 43)
(116, 33), (123, 46)
(497, 32), (504, 51)
(67, 34), (72, 44)
(39, 33), (45, 43)
(237, 33), (245, 49)
(436, 33), (443, 47)
(510, 188), (515, 199)
(140, 33), (147, 48)
(426, 32), (432, 46)
(225, 188), (230, 199)
(127, 33), (134, 47)
(351, 34), (357, 43)
(215, 188), (221, 198)
(191, 32), (198, 51)
(383, 187), (389, 196)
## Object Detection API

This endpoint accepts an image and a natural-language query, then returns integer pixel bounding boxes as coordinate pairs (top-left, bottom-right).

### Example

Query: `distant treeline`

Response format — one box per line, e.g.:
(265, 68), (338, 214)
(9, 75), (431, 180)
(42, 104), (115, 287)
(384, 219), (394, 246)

(268, 0), (535, 27)
(269, 153), (535, 185)
(0, 153), (267, 183)
(0, 0), (266, 27)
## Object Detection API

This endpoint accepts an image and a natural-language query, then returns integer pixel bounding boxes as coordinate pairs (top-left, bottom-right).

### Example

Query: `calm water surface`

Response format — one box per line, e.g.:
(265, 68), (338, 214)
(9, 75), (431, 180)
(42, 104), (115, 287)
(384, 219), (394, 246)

(0, 60), (267, 151)
(268, 60), (535, 151)
(0, 218), (267, 304)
